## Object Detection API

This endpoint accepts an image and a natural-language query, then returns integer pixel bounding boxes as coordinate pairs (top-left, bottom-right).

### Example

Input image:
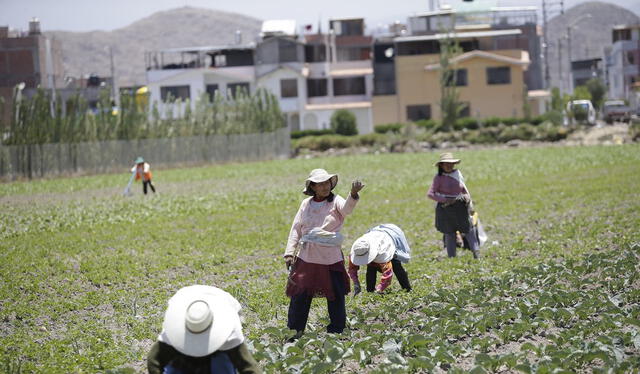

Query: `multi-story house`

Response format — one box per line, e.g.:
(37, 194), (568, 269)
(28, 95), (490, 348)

(604, 24), (640, 103)
(145, 41), (256, 117)
(372, 6), (535, 125)
(145, 18), (374, 134)
(0, 18), (64, 125)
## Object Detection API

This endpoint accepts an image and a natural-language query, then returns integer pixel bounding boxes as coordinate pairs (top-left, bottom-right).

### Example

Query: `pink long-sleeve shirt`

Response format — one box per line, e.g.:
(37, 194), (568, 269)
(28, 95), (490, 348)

(427, 174), (468, 203)
(284, 194), (358, 265)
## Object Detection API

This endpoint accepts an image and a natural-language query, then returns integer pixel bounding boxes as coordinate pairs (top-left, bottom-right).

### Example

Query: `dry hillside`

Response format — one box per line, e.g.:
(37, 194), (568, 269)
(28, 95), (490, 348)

(46, 7), (262, 86)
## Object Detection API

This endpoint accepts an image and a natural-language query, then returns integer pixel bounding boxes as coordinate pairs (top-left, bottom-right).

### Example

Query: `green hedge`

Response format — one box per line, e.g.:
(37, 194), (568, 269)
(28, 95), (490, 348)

(290, 129), (335, 139)
(374, 123), (404, 134)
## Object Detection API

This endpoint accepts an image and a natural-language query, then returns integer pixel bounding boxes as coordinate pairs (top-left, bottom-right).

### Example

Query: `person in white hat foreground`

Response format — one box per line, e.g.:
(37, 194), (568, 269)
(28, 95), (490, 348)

(283, 168), (364, 341)
(348, 223), (412, 294)
(147, 285), (262, 374)
(427, 152), (480, 259)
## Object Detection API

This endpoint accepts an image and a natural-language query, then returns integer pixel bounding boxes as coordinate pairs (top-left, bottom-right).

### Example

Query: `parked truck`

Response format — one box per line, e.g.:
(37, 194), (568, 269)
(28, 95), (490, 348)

(603, 100), (631, 124)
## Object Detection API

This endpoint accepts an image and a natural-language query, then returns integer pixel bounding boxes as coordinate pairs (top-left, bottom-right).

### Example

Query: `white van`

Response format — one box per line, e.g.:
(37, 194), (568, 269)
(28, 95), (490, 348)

(566, 99), (596, 125)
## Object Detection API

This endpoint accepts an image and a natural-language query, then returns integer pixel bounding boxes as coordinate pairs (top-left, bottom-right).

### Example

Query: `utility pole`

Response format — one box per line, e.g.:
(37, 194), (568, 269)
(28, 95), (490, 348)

(109, 46), (119, 107)
(542, 0), (564, 89)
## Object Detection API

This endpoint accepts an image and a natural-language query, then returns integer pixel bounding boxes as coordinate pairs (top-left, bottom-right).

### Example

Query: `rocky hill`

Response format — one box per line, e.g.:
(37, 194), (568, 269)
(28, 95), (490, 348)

(46, 7), (262, 86)
(546, 1), (639, 92)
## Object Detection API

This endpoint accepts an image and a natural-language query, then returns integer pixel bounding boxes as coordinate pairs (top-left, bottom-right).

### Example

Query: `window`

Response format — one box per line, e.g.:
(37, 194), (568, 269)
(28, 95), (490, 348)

(227, 82), (249, 98)
(214, 54), (226, 67)
(280, 79), (298, 98)
(627, 51), (636, 65)
(486, 66), (511, 85)
(307, 78), (328, 97)
(279, 41), (298, 62)
(206, 84), (219, 101)
(160, 85), (190, 101)
(406, 104), (431, 121)
(305, 45), (327, 62)
(445, 69), (468, 87)
(333, 77), (365, 96)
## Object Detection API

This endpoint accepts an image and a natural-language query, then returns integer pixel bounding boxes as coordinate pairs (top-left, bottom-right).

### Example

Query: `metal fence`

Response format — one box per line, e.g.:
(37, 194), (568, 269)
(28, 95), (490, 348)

(0, 127), (290, 180)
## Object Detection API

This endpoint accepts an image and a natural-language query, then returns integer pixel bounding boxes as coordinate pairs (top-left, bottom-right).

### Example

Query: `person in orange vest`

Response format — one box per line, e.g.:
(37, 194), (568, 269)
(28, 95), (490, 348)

(131, 156), (156, 195)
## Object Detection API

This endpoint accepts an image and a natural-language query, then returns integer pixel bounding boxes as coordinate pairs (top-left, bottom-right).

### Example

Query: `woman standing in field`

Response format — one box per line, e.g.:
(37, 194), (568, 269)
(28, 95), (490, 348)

(427, 152), (480, 259)
(284, 168), (364, 341)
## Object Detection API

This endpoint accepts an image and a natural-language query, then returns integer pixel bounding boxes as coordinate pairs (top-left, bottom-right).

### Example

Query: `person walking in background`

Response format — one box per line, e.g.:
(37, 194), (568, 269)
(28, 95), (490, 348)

(427, 152), (480, 259)
(147, 285), (262, 374)
(132, 156), (156, 195)
(348, 223), (412, 295)
(284, 168), (364, 341)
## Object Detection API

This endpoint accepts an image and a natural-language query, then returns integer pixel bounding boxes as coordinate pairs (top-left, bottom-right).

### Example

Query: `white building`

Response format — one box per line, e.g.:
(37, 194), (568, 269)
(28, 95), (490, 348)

(604, 24), (640, 104)
(145, 18), (374, 134)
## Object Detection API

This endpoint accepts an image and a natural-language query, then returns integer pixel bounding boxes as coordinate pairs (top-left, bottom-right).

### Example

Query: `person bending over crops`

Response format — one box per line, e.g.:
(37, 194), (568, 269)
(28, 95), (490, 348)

(348, 223), (412, 294)
(427, 152), (480, 259)
(131, 156), (156, 195)
(284, 168), (364, 341)
(147, 285), (262, 374)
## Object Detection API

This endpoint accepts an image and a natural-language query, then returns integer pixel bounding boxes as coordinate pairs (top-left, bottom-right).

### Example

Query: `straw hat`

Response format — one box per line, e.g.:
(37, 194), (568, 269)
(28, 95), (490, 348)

(162, 285), (240, 357)
(302, 168), (338, 196)
(350, 238), (377, 266)
(434, 152), (460, 166)
(135, 156), (145, 164)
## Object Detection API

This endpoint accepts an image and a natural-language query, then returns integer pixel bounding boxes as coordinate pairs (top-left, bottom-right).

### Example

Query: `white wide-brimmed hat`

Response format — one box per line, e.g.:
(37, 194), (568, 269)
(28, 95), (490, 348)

(303, 168), (338, 196)
(434, 152), (460, 166)
(350, 237), (377, 266)
(162, 285), (240, 357)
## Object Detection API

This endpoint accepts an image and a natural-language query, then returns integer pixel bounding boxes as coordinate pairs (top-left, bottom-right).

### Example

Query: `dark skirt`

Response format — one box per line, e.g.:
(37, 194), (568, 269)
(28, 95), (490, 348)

(435, 200), (472, 234)
(286, 258), (350, 301)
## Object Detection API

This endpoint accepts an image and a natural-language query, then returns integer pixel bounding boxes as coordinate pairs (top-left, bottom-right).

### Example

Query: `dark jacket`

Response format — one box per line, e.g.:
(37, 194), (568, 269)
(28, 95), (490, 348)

(147, 341), (262, 374)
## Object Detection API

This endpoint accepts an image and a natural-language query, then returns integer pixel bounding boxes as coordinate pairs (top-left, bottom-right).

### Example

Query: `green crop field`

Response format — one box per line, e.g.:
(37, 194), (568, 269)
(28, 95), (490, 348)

(1, 144), (639, 373)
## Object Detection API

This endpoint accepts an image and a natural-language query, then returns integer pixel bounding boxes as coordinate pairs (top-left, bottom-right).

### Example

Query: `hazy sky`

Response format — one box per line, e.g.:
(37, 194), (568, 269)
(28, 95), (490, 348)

(1, 0), (638, 32)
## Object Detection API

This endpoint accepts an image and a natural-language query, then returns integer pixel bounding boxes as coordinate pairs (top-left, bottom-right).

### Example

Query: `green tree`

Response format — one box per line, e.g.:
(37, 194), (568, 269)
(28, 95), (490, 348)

(585, 78), (606, 110)
(550, 87), (563, 111)
(438, 34), (463, 132)
(571, 86), (591, 101)
(330, 109), (358, 136)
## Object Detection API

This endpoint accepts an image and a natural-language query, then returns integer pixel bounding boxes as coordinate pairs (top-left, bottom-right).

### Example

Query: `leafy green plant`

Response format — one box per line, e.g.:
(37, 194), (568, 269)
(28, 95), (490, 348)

(290, 129), (335, 139)
(330, 109), (358, 136)
(374, 123), (405, 134)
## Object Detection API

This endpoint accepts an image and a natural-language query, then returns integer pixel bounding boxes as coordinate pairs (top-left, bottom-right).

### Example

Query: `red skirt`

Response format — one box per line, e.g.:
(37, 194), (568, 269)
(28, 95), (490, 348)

(286, 258), (350, 301)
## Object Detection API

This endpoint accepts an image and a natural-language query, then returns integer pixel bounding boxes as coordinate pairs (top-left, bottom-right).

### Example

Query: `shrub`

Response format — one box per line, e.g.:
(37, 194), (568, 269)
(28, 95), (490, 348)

(530, 115), (545, 125)
(374, 123), (404, 134)
(544, 110), (564, 126)
(454, 117), (480, 130)
(483, 117), (502, 127)
(330, 109), (358, 136)
(358, 133), (388, 146)
(290, 129), (334, 139)
(501, 117), (520, 126)
(293, 134), (355, 151)
(415, 119), (440, 130)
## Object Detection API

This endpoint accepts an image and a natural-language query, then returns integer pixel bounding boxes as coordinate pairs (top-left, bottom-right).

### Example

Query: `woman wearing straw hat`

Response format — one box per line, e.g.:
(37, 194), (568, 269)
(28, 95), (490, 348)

(284, 168), (364, 341)
(427, 152), (480, 259)
(348, 223), (412, 294)
(147, 285), (262, 374)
